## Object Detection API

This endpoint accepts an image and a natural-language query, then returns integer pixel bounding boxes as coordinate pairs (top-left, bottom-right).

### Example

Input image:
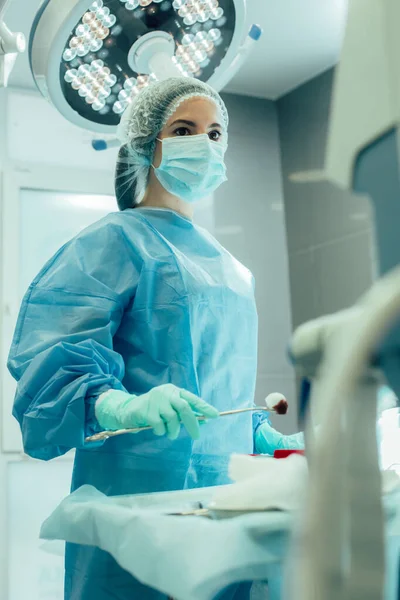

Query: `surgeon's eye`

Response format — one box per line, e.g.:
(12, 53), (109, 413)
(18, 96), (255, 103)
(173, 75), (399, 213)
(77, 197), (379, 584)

(173, 127), (191, 136)
(208, 130), (222, 142)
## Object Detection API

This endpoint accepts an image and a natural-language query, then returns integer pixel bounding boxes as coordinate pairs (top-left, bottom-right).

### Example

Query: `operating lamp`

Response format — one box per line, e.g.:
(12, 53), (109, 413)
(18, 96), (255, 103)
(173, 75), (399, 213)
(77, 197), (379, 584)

(0, 0), (26, 87)
(25, 0), (261, 137)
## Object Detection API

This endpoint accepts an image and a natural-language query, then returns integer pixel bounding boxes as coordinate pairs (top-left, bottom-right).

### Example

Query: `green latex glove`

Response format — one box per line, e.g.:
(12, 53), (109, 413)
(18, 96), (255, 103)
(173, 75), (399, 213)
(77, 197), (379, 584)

(95, 384), (219, 440)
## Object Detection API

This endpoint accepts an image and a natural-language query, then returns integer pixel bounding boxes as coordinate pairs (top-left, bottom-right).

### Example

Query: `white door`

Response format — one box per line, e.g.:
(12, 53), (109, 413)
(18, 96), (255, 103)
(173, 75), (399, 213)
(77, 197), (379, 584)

(1, 184), (117, 600)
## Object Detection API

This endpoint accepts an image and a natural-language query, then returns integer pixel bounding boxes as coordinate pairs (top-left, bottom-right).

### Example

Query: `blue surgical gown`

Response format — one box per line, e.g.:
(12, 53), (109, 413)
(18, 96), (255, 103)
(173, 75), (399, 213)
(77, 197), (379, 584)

(8, 207), (267, 599)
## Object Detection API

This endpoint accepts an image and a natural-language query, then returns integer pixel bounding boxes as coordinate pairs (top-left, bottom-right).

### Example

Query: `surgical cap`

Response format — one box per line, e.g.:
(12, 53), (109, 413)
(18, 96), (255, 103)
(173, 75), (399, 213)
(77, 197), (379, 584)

(114, 77), (229, 211)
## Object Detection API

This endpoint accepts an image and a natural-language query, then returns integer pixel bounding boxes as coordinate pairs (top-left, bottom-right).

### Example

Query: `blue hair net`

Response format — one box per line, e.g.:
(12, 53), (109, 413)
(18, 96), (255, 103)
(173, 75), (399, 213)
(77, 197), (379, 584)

(114, 77), (229, 210)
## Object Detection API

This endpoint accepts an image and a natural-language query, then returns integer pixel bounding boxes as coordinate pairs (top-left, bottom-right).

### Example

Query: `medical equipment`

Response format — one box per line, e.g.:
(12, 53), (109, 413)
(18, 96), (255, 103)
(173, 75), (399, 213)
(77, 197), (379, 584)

(39, 479), (400, 600)
(86, 397), (287, 443)
(40, 483), (292, 600)
(26, 0), (262, 135)
(291, 270), (399, 600)
(209, 453), (308, 514)
(288, 1), (400, 599)
(265, 392), (288, 414)
(0, 0), (25, 87)
(155, 453), (309, 517)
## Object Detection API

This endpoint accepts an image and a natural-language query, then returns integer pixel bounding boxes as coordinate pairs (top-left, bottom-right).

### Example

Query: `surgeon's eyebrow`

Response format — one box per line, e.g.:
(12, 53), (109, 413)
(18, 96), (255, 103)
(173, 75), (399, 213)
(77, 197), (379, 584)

(169, 119), (197, 127)
(169, 119), (222, 129)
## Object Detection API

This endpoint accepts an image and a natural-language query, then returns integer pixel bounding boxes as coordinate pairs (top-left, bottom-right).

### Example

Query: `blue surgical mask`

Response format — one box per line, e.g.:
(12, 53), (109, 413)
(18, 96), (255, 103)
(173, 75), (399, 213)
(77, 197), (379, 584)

(154, 134), (227, 203)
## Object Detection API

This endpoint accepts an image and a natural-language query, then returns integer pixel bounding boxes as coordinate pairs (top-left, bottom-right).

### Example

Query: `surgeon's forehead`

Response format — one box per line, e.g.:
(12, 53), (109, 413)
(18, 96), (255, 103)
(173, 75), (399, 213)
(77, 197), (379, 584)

(166, 96), (223, 128)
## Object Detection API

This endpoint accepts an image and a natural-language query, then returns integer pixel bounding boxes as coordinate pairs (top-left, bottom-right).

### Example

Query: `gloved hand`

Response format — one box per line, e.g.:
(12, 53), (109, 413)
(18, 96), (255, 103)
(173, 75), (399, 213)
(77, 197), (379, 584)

(95, 384), (219, 440)
(254, 421), (304, 455)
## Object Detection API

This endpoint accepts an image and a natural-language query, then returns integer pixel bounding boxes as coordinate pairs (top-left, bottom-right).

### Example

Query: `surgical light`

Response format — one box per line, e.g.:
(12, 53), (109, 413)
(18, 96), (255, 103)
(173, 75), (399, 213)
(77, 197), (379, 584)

(0, 0), (26, 87)
(29, 0), (261, 135)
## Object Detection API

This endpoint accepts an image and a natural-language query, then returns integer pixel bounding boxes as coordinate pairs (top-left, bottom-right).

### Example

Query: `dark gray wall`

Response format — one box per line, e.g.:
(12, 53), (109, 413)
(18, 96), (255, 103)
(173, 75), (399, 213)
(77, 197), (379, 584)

(216, 94), (297, 434)
(277, 69), (376, 330)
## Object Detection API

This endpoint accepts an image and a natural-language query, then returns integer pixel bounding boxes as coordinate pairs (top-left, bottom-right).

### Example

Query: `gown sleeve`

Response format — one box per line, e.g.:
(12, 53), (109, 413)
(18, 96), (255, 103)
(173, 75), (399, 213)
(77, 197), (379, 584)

(7, 218), (139, 461)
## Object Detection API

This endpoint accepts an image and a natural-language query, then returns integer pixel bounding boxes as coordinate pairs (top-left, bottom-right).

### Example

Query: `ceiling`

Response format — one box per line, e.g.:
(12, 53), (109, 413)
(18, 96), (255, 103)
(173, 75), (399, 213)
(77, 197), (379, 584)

(3, 0), (349, 99)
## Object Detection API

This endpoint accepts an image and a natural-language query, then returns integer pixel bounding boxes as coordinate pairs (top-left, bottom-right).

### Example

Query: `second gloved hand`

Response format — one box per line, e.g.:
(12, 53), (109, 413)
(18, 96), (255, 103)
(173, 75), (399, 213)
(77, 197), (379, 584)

(95, 384), (219, 440)
(254, 421), (304, 455)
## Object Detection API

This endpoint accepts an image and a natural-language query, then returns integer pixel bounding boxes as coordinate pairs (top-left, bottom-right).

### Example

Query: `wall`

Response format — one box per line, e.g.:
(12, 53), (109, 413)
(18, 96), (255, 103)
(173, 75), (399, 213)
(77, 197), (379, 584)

(278, 69), (376, 330)
(218, 94), (296, 434)
(0, 86), (7, 600)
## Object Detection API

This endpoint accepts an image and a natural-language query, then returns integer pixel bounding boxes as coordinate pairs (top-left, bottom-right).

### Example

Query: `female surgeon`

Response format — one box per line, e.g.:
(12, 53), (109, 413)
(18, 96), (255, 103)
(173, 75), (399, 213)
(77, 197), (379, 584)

(8, 77), (303, 600)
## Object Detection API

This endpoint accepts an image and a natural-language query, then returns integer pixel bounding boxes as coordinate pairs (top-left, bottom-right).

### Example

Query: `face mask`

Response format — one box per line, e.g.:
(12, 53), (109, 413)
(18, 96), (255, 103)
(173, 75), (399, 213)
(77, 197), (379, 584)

(154, 134), (227, 203)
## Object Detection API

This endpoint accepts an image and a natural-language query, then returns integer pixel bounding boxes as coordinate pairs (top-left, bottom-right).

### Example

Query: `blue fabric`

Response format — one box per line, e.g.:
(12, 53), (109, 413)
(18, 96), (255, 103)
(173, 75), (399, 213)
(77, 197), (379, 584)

(254, 422), (305, 455)
(40, 484), (289, 600)
(155, 134), (227, 203)
(9, 207), (267, 600)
